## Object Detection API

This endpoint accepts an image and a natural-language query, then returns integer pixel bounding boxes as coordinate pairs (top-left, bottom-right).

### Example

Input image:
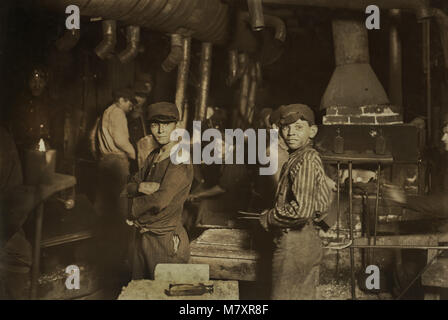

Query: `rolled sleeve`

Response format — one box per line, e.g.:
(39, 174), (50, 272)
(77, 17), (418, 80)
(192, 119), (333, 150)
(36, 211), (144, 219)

(268, 156), (318, 227)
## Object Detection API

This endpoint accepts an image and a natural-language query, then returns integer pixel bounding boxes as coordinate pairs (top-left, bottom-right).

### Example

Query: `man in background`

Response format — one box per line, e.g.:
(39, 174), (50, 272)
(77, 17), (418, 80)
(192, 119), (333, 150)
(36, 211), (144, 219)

(95, 88), (136, 280)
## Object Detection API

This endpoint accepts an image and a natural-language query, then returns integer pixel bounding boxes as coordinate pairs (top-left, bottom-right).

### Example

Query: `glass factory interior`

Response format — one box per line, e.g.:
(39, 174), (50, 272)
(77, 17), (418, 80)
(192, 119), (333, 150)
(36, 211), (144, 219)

(1, 0), (448, 300)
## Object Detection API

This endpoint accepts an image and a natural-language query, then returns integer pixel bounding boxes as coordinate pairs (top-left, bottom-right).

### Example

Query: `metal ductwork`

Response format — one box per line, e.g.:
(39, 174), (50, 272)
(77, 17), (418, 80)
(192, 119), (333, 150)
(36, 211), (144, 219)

(95, 20), (117, 60)
(247, 0), (265, 31)
(260, 0), (432, 20)
(162, 34), (184, 73)
(55, 29), (80, 52)
(196, 42), (213, 121)
(321, 19), (390, 110)
(175, 36), (191, 130)
(118, 25), (140, 64)
(39, 0), (229, 44)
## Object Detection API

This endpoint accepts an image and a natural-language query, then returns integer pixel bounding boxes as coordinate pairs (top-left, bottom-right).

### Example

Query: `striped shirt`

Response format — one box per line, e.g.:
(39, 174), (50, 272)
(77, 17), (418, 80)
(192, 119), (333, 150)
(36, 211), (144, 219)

(267, 141), (332, 228)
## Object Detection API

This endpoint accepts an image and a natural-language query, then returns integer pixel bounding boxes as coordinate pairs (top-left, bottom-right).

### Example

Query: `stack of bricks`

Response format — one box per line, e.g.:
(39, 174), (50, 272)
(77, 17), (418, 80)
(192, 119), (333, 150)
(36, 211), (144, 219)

(323, 105), (403, 125)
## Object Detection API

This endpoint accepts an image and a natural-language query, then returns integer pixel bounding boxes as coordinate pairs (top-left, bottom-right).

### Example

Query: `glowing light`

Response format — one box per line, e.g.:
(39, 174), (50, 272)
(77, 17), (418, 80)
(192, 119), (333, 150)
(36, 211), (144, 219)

(38, 138), (46, 152)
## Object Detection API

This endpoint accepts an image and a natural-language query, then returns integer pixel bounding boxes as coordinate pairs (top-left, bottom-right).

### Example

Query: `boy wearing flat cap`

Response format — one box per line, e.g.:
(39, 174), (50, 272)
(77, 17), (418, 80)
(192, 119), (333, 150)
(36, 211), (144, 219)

(125, 102), (193, 280)
(259, 103), (333, 300)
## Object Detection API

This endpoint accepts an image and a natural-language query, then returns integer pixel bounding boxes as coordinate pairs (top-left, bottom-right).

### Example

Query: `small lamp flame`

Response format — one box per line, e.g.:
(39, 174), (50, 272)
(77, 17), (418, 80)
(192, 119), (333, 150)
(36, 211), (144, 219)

(38, 138), (46, 152)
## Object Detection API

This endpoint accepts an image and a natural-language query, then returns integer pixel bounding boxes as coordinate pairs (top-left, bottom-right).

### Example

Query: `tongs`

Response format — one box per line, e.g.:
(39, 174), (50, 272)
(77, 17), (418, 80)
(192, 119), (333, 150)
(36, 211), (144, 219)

(237, 211), (261, 220)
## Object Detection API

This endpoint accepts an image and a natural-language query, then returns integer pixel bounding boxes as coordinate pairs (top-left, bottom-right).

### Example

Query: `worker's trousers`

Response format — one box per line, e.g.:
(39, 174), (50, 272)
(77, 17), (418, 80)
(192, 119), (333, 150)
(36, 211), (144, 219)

(131, 224), (190, 280)
(271, 223), (323, 300)
(95, 154), (130, 277)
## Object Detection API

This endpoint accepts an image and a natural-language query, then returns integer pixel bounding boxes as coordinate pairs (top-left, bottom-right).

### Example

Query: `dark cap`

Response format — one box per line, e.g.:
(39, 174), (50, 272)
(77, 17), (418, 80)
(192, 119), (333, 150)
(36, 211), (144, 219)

(279, 104), (315, 126)
(148, 102), (179, 123)
(113, 87), (137, 104)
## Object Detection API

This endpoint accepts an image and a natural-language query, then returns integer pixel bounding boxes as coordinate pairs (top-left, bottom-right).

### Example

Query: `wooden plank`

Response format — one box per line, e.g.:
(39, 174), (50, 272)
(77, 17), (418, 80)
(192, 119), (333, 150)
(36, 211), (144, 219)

(155, 264), (209, 282)
(189, 256), (257, 281)
(422, 258), (448, 288)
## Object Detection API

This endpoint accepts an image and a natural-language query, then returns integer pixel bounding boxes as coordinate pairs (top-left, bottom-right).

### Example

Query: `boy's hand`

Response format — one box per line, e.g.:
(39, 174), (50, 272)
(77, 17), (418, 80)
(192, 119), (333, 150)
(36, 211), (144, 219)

(259, 209), (270, 231)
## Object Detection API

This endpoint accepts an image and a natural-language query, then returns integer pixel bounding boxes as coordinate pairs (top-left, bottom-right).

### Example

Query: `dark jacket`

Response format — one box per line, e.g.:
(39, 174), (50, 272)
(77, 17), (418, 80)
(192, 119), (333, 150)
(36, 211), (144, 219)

(126, 148), (193, 235)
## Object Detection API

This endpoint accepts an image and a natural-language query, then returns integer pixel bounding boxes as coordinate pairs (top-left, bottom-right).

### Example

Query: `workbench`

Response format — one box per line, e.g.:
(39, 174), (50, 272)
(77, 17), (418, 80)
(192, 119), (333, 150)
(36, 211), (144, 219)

(189, 229), (259, 281)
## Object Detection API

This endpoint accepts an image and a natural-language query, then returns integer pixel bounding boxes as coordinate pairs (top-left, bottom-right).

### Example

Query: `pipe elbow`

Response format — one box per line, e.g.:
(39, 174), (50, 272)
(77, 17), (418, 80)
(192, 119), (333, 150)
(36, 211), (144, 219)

(95, 20), (117, 60)
(118, 25), (140, 64)
(162, 34), (184, 73)
(264, 14), (286, 42)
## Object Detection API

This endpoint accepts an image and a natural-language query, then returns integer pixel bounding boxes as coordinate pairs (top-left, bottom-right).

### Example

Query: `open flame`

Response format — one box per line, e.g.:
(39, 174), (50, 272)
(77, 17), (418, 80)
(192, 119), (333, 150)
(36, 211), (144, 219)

(38, 138), (46, 152)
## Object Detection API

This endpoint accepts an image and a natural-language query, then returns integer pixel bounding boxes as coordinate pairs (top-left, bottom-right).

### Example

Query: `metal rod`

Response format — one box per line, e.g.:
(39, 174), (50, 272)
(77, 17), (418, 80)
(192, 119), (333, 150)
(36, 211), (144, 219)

(352, 245), (448, 250)
(396, 250), (443, 300)
(348, 161), (356, 300)
(30, 203), (44, 299)
(196, 42), (213, 121)
(175, 36), (191, 130)
(335, 161), (341, 280)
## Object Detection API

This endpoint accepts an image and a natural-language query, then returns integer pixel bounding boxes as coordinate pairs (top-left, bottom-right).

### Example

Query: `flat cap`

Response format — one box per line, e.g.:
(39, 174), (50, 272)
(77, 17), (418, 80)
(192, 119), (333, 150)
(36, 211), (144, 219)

(148, 102), (179, 123)
(279, 104), (315, 126)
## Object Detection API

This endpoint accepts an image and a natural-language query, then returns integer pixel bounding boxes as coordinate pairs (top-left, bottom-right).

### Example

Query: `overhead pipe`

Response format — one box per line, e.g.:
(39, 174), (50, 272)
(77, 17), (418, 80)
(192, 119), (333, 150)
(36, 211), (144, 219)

(389, 10), (403, 109)
(227, 49), (239, 87)
(55, 29), (80, 52)
(118, 25), (140, 64)
(247, 0), (265, 31)
(175, 36), (191, 130)
(162, 34), (184, 73)
(39, 0), (228, 44)
(259, 0), (432, 20)
(95, 20), (117, 60)
(196, 42), (213, 121)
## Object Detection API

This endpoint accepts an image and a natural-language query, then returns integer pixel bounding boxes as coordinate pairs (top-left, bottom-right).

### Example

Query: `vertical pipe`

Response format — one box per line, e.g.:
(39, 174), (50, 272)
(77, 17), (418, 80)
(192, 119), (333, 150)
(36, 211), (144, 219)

(30, 204), (44, 299)
(238, 56), (251, 128)
(247, 63), (258, 125)
(175, 36), (191, 130)
(348, 161), (356, 300)
(423, 19), (431, 143)
(373, 163), (381, 263)
(196, 42), (213, 121)
(389, 9), (403, 108)
(247, 0), (265, 31)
